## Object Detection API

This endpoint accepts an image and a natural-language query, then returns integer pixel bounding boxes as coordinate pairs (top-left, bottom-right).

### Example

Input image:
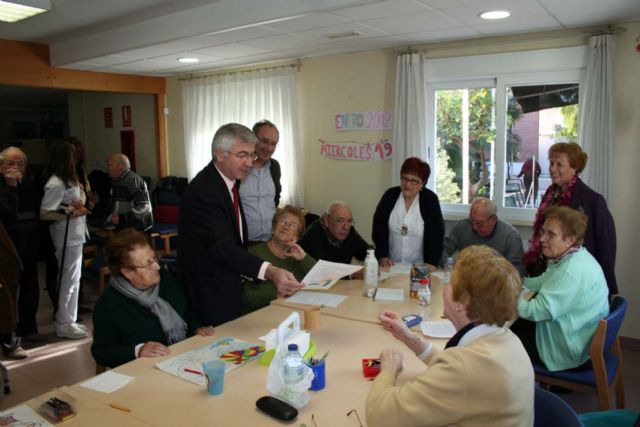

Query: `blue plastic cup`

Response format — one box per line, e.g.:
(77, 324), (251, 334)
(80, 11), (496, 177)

(202, 360), (225, 396)
(307, 360), (326, 391)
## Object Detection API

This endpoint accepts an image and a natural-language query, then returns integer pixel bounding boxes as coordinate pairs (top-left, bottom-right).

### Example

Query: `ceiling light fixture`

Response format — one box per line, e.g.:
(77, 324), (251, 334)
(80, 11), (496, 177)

(177, 57), (199, 64)
(325, 30), (362, 40)
(0, 0), (50, 23)
(479, 10), (511, 20)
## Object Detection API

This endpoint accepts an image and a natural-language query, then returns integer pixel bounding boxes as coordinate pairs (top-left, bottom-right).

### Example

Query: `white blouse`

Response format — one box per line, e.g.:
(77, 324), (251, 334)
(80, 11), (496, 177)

(388, 193), (423, 264)
(41, 175), (87, 248)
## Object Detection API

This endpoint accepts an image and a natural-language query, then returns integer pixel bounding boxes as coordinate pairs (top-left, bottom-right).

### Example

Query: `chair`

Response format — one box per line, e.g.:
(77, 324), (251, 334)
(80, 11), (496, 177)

(83, 244), (111, 294)
(534, 296), (628, 410)
(534, 387), (583, 427)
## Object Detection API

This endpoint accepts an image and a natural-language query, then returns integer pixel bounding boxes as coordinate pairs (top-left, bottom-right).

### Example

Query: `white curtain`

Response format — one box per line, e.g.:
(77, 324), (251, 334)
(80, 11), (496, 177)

(391, 53), (428, 185)
(578, 34), (614, 202)
(182, 68), (305, 207)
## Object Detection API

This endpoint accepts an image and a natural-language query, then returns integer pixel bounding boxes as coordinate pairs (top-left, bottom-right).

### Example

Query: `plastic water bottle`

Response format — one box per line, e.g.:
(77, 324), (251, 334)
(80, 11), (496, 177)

(417, 280), (431, 320)
(444, 257), (454, 284)
(283, 344), (304, 385)
(363, 249), (378, 297)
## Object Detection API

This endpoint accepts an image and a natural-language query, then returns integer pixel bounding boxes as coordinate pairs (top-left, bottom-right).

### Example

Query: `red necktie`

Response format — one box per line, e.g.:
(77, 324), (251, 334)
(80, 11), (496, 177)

(232, 184), (240, 234)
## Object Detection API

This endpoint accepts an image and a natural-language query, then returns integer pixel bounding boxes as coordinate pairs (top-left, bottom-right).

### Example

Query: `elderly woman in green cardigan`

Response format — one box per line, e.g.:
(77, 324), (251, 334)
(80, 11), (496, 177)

(242, 205), (316, 314)
(513, 206), (609, 371)
(91, 229), (214, 368)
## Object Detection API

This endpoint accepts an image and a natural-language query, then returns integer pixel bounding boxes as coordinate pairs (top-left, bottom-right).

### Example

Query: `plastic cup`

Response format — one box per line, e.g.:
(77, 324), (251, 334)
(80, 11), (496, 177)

(307, 360), (326, 391)
(304, 307), (321, 331)
(202, 360), (225, 396)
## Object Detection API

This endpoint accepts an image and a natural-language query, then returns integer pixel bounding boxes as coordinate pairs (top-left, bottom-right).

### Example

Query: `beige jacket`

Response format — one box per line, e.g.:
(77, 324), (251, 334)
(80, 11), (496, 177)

(366, 327), (534, 427)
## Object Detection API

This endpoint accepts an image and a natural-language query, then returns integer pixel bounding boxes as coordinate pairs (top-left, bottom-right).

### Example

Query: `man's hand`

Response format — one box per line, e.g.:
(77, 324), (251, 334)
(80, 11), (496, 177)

(266, 265), (304, 297)
(379, 257), (394, 269)
(195, 326), (215, 336)
(2, 167), (21, 187)
(379, 348), (403, 376)
(110, 214), (120, 225)
(139, 341), (171, 358)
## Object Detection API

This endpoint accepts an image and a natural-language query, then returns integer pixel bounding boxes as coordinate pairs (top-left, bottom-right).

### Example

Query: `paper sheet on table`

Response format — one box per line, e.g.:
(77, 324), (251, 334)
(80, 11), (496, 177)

(430, 271), (446, 281)
(420, 320), (457, 338)
(0, 404), (53, 426)
(389, 263), (412, 275)
(374, 288), (404, 302)
(302, 278), (339, 291)
(80, 371), (133, 393)
(302, 260), (362, 287)
(285, 291), (347, 308)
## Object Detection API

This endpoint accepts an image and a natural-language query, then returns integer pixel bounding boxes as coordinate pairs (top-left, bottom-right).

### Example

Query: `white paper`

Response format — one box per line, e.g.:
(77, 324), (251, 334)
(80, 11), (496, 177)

(373, 288), (404, 302)
(80, 371), (133, 394)
(285, 291), (347, 308)
(430, 271), (446, 281)
(302, 260), (362, 285)
(420, 320), (457, 338)
(389, 263), (412, 275)
(303, 278), (339, 291)
(0, 404), (53, 426)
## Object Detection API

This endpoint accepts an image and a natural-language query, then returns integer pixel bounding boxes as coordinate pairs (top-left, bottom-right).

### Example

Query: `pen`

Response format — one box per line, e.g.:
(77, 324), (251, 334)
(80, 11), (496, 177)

(109, 403), (131, 412)
(372, 288), (378, 302)
(184, 368), (203, 375)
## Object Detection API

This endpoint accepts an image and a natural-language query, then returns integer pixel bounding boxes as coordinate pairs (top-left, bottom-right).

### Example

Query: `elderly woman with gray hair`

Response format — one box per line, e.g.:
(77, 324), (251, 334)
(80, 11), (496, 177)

(92, 229), (214, 368)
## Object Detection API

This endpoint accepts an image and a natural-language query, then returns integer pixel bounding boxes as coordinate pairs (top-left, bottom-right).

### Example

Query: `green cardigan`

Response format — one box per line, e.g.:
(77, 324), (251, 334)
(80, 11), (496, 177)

(242, 242), (316, 314)
(91, 269), (199, 368)
(518, 247), (609, 371)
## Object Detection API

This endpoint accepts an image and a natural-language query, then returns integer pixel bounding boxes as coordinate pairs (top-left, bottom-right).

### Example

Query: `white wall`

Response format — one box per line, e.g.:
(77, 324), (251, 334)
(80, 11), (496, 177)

(165, 26), (640, 339)
(68, 91), (158, 186)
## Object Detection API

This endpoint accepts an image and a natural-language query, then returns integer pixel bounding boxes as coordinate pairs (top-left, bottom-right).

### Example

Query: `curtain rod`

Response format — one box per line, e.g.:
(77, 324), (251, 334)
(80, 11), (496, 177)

(391, 24), (627, 56)
(178, 60), (301, 82)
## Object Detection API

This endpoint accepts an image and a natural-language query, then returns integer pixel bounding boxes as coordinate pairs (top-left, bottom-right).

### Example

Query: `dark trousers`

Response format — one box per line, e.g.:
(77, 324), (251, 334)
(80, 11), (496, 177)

(16, 258), (39, 336)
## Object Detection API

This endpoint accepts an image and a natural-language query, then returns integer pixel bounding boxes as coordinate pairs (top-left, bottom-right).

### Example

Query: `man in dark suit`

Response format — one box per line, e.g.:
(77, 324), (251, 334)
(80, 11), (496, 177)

(178, 123), (303, 326)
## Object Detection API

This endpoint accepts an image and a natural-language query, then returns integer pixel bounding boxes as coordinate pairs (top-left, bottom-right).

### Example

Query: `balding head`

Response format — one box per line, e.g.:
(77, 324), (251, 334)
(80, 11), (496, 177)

(469, 197), (498, 237)
(107, 154), (131, 178)
(322, 201), (354, 242)
(0, 146), (28, 175)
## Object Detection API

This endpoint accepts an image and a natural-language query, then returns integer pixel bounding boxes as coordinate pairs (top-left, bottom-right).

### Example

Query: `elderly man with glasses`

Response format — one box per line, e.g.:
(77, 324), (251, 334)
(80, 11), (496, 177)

(441, 197), (526, 276)
(179, 123), (303, 326)
(299, 201), (369, 279)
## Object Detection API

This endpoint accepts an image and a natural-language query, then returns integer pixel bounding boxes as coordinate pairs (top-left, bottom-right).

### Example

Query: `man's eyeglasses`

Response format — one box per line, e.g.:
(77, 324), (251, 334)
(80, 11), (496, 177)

(400, 176), (423, 186)
(125, 256), (160, 271)
(328, 215), (355, 226)
(2, 160), (26, 167)
(277, 218), (299, 230)
(227, 151), (258, 161)
(469, 215), (495, 227)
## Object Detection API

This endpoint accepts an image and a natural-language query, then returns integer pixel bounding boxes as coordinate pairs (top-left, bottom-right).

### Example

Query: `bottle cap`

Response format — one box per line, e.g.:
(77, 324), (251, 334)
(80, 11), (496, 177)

(287, 344), (298, 351)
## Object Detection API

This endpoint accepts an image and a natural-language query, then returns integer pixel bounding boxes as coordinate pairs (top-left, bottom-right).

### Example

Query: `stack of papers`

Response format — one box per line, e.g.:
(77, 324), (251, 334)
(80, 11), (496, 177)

(285, 291), (347, 307)
(373, 288), (404, 302)
(302, 260), (362, 290)
(420, 320), (457, 338)
(80, 371), (133, 393)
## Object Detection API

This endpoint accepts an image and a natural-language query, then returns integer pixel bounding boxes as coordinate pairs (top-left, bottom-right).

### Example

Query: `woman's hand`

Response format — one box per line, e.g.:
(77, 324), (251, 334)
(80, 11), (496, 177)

(139, 341), (171, 358)
(284, 242), (306, 261)
(379, 348), (403, 376)
(379, 310), (412, 343)
(379, 257), (394, 269)
(195, 326), (215, 336)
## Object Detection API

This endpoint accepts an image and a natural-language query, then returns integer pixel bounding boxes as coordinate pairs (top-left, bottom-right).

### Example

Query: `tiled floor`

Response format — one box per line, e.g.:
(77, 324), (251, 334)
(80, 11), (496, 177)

(1, 271), (639, 416)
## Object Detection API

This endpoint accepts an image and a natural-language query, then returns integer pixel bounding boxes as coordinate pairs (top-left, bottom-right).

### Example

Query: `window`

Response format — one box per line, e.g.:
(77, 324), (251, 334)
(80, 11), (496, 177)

(426, 46), (586, 222)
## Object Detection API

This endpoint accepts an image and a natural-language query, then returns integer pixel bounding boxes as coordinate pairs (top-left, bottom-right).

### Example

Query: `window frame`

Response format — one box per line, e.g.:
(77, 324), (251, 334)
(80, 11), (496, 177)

(424, 46), (587, 224)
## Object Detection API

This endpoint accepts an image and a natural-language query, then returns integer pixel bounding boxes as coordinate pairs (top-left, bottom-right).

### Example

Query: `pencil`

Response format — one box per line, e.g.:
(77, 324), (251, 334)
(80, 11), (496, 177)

(184, 368), (203, 375)
(109, 403), (131, 412)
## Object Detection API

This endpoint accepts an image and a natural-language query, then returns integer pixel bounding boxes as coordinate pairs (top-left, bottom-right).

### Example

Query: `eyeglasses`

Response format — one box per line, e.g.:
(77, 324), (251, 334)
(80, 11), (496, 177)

(227, 151), (258, 161)
(125, 256), (159, 271)
(277, 218), (299, 230)
(2, 160), (25, 167)
(400, 176), (423, 186)
(328, 215), (355, 226)
(469, 215), (495, 227)
(258, 137), (278, 147)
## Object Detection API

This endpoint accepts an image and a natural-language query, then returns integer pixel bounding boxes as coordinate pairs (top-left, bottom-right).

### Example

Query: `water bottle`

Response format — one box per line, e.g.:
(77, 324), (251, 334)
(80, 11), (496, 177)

(417, 280), (431, 320)
(443, 257), (454, 284)
(283, 344), (304, 385)
(363, 249), (378, 297)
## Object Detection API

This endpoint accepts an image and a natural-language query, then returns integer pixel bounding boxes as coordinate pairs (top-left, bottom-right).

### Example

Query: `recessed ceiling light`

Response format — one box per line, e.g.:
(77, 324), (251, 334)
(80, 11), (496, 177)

(0, 0), (50, 23)
(177, 57), (199, 64)
(479, 10), (511, 20)
(325, 30), (362, 40)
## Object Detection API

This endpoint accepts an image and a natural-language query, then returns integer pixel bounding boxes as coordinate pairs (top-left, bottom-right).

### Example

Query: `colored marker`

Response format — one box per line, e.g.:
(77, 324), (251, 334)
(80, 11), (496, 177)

(184, 368), (203, 375)
(109, 403), (131, 412)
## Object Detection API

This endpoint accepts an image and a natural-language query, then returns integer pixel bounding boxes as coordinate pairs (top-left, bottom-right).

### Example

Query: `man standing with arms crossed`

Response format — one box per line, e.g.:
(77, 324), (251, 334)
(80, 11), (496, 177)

(179, 123), (303, 326)
(239, 120), (282, 245)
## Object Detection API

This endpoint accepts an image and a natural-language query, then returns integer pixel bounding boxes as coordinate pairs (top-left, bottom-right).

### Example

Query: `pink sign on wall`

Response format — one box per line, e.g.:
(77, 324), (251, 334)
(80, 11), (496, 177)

(319, 139), (392, 161)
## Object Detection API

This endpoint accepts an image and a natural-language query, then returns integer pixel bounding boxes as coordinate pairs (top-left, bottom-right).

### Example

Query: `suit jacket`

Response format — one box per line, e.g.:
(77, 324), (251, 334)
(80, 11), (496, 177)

(366, 328), (534, 427)
(0, 222), (21, 334)
(372, 187), (444, 266)
(178, 162), (263, 326)
(570, 178), (617, 294)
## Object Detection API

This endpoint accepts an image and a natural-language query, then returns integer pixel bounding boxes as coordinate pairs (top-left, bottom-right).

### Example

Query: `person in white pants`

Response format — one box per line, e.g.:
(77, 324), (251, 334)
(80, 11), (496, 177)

(40, 141), (89, 340)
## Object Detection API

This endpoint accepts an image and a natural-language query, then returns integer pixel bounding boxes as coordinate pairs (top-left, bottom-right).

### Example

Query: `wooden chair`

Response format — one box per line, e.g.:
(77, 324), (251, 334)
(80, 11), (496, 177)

(534, 296), (628, 410)
(83, 244), (111, 294)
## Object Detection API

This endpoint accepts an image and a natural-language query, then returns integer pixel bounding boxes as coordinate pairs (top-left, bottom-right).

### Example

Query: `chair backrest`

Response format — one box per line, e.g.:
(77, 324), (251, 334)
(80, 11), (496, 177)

(603, 296), (627, 352)
(534, 387), (583, 427)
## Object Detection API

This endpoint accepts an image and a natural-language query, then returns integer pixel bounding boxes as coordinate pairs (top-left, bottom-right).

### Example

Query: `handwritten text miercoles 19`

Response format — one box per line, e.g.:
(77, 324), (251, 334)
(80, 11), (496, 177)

(319, 139), (392, 161)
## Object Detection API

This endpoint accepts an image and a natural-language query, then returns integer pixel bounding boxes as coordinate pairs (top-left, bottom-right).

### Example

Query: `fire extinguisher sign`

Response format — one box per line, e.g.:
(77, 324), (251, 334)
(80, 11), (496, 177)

(122, 105), (132, 127)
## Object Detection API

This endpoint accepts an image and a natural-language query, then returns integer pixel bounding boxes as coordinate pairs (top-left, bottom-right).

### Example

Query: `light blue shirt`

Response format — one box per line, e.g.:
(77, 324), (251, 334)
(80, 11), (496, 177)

(239, 160), (276, 242)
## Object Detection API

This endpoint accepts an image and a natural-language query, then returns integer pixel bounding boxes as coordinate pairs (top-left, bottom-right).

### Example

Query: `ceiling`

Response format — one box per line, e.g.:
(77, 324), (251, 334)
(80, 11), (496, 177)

(1, 0), (639, 77)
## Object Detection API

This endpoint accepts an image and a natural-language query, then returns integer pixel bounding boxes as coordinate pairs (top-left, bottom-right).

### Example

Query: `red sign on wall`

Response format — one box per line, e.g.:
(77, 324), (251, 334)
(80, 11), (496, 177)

(122, 105), (132, 127)
(104, 107), (113, 128)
